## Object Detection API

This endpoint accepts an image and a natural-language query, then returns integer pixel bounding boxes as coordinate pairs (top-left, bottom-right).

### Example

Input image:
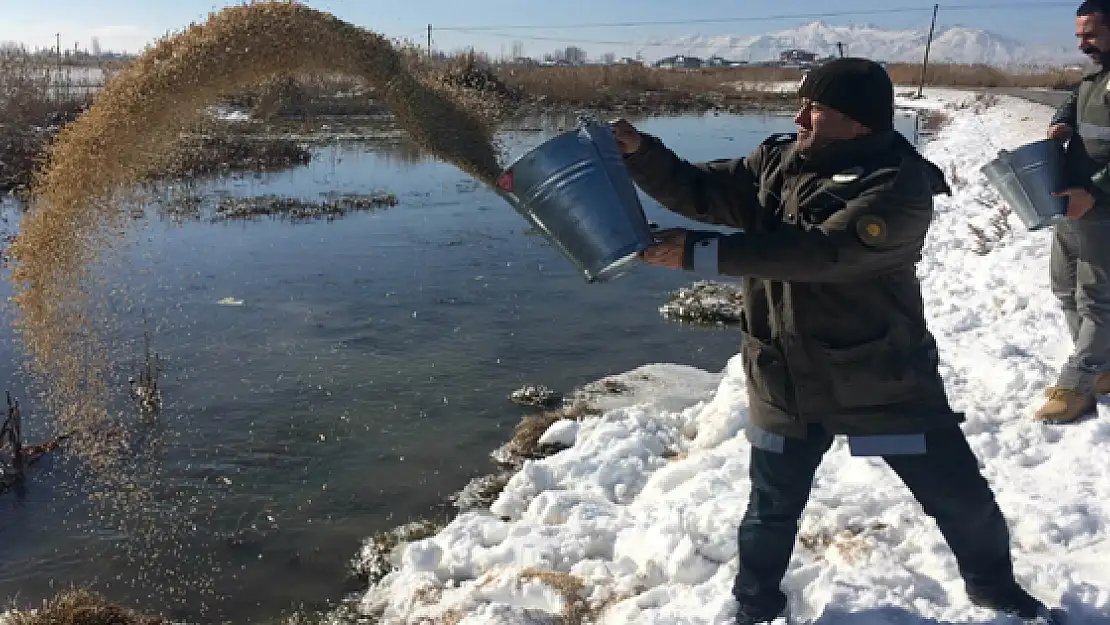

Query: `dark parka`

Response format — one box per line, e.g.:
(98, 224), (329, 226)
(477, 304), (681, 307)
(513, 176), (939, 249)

(623, 129), (962, 439)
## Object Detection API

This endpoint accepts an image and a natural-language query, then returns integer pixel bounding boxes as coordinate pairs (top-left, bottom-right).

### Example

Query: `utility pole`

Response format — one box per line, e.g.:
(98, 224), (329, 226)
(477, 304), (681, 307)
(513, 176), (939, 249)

(427, 24), (432, 58)
(918, 3), (939, 98)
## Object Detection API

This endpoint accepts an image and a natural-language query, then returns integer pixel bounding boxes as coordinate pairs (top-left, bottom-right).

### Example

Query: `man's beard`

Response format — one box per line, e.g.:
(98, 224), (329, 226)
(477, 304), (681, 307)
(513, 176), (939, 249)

(1082, 45), (1110, 65)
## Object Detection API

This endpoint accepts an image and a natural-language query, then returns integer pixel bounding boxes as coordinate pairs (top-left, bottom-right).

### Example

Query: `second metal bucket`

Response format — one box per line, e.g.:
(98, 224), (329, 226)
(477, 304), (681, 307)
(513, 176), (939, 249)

(495, 117), (654, 283)
(980, 138), (1068, 231)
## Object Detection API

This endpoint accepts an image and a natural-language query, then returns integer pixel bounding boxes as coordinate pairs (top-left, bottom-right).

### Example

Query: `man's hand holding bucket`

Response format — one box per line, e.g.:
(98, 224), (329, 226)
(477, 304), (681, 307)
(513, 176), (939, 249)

(611, 119), (643, 155)
(610, 118), (704, 271)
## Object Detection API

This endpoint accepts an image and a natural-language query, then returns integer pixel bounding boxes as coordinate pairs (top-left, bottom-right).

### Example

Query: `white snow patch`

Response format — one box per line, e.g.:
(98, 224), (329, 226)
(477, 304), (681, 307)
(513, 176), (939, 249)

(538, 419), (579, 448)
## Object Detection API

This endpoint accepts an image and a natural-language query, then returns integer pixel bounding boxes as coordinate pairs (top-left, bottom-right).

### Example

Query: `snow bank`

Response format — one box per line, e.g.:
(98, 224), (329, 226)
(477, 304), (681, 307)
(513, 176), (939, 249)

(356, 88), (1110, 624)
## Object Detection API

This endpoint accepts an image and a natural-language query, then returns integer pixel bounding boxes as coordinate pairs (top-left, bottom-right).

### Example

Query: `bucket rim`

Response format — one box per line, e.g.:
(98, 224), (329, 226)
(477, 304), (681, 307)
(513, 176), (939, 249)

(497, 117), (614, 176)
(999, 137), (1066, 157)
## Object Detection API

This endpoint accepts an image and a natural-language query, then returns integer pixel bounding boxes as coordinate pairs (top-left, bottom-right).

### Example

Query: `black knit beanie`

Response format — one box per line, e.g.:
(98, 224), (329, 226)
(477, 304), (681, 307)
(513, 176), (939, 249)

(798, 57), (894, 131)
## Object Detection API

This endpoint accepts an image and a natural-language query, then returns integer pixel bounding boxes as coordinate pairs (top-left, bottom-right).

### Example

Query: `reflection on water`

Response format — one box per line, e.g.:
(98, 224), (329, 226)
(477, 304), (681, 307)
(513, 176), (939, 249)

(0, 110), (920, 623)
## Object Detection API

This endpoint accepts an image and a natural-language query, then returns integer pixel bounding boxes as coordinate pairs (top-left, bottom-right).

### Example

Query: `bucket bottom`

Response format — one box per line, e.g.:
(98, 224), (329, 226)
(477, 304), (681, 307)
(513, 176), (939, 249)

(586, 250), (642, 283)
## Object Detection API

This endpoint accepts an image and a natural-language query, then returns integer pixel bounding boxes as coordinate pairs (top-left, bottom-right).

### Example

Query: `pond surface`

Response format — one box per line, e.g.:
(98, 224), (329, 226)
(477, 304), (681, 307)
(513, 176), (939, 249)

(0, 109), (919, 623)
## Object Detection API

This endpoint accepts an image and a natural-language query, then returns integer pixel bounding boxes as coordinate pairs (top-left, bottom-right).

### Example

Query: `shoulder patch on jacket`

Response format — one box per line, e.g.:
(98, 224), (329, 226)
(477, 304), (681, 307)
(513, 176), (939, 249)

(856, 215), (888, 246)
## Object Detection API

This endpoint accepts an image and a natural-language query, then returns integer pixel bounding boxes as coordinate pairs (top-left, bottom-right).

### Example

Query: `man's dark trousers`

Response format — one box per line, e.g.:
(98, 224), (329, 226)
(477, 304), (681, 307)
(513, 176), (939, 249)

(732, 423), (1015, 609)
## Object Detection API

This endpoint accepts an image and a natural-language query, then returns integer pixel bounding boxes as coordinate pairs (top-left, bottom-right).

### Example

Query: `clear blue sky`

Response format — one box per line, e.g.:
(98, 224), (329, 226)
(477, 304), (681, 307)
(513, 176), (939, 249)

(0, 0), (1082, 60)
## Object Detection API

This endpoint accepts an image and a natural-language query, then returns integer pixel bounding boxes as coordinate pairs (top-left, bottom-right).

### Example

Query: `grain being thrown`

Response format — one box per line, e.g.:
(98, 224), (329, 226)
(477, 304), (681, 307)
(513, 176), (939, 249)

(6, 1), (505, 459)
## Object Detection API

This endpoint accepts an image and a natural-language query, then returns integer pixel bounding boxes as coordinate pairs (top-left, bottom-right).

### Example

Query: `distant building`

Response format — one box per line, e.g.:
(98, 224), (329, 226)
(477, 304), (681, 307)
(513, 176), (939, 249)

(654, 55), (704, 69)
(707, 55), (745, 68)
(780, 49), (818, 64)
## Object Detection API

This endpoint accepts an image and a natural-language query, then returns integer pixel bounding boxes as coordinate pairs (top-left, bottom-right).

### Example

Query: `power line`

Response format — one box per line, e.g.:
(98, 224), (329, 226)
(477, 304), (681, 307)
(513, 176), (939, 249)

(433, 1), (1074, 31)
(443, 29), (685, 47)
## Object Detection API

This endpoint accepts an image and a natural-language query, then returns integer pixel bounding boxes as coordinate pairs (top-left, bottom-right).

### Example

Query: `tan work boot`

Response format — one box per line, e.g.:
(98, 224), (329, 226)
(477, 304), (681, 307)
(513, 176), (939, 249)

(1034, 387), (1096, 423)
(1096, 373), (1110, 395)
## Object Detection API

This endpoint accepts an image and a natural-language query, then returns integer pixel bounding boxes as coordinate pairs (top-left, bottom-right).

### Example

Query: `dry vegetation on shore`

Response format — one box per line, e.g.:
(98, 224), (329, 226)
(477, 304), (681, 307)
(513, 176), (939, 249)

(2, 589), (169, 625)
(0, 48), (1083, 197)
(213, 58), (1084, 120)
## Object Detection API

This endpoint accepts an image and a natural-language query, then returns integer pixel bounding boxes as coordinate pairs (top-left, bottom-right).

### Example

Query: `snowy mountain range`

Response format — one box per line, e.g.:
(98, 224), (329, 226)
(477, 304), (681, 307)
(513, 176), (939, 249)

(640, 21), (1081, 68)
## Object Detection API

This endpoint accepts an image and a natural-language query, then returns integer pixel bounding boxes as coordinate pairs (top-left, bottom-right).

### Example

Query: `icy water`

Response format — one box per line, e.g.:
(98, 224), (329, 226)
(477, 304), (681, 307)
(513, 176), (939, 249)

(0, 110), (919, 623)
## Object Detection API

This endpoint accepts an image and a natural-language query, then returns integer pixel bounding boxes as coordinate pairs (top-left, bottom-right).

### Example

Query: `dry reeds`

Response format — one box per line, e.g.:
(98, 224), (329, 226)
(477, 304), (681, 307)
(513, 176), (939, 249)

(498, 63), (793, 109)
(493, 61), (1081, 105)
(519, 568), (591, 625)
(7, 1), (504, 462)
(0, 49), (91, 193)
(883, 62), (1082, 89)
(4, 589), (169, 625)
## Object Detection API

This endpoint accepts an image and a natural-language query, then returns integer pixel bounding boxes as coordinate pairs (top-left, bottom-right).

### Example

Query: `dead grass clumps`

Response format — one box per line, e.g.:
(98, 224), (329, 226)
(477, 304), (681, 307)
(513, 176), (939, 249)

(920, 110), (951, 132)
(4, 589), (168, 625)
(519, 568), (590, 625)
(483, 61), (1081, 111)
(659, 280), (744, 328)
(0, 49), (91, 129)
(437, 52), (522, 105)
(798, 522), (888, 566)
(499, 63), (793, 111)
(509, 384), (562, 408)
(224, 73), (389, 119)
(212, 192), (397, 223)
(159, 129), (313, 179)
(7, 1), (504, 469)
(450, 471), (513, 512)
(353, 519), (445, 585)
(968, 197), (1015, 256)
(884, 62), (1082, 89)
(500, 401), (599, 465)
(946, 91), (1000, 114)
(0, 50), (92, 194)
(507, 412), (566, 461)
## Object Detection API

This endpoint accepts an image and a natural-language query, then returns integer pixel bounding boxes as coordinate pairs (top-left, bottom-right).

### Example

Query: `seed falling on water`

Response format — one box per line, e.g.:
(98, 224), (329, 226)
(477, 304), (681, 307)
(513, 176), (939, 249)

(8, 0), (505, 467)
(3, 0), (509, 607)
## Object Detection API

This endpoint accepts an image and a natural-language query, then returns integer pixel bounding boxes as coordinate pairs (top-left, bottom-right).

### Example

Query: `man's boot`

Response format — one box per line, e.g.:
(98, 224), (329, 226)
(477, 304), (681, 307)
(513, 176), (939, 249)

(966, 581), (1049, 620)
(1034, 387), (1095, 423)
(734, 593), (787, 625)
(1096, 373), (1110, 395)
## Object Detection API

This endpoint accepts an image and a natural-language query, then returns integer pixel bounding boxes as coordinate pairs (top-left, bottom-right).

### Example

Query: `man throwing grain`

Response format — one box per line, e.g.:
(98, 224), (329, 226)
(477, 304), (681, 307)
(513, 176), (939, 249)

(1039, 0), (1110, 423)
(611, 58), (1050, 625)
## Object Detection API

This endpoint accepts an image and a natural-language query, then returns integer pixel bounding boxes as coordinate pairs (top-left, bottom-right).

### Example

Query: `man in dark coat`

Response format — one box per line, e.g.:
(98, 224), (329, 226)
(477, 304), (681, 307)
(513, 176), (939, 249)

(1039, 0), (1110, 423)
(611, 58), (1049, 624)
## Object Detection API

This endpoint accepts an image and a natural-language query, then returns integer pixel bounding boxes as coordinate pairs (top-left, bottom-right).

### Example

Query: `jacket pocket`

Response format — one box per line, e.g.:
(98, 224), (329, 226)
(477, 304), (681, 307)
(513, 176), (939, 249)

(740, 335), (791, 410)
(818, 332), (919, 409)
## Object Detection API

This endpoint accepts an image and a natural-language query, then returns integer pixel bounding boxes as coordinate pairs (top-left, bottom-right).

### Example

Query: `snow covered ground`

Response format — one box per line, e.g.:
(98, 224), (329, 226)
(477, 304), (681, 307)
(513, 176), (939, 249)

(356, 89), (1110, 624)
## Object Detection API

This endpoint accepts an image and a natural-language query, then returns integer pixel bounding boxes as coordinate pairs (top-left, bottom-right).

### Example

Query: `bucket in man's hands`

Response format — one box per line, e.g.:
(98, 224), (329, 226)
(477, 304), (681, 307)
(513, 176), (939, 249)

(980, 138), (1068, 231)
(495, 117), (655, 283)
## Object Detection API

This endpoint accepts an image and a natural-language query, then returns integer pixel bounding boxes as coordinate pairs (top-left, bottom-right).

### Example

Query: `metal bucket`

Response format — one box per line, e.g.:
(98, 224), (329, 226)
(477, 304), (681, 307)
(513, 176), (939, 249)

(495, 117), (654, 283)
(980, 139), (1068, 231)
